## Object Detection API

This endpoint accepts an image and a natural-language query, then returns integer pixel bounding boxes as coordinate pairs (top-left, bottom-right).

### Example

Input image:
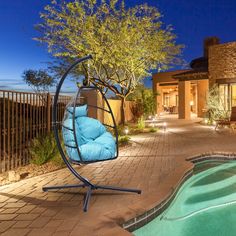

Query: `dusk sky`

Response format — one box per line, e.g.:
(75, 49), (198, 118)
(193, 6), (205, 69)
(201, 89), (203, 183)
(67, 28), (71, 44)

(1, 0), (236, 91)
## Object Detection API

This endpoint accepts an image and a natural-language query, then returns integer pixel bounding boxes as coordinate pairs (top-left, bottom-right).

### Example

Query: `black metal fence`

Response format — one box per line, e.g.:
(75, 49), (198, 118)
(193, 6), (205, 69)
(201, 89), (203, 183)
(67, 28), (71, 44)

(0, 90), (71, 173)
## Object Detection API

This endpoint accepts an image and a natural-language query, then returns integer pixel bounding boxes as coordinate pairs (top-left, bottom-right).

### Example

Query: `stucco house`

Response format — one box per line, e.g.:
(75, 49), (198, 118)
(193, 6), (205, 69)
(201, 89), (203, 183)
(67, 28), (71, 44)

(152, 37), (236, 119)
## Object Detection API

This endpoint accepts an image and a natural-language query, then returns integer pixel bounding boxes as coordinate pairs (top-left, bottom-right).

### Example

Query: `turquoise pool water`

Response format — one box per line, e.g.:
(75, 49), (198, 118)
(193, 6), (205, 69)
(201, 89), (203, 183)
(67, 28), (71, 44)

(134, 160), (236, 236)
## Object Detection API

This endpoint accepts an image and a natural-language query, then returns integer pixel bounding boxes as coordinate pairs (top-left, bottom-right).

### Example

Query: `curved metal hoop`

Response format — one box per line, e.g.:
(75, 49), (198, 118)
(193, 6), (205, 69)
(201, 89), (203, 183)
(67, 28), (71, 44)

(53, 55), (118, 178)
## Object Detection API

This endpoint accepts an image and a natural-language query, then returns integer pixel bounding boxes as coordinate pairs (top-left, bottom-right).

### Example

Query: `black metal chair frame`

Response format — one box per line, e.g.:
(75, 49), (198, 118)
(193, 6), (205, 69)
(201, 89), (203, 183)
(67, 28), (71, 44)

(42, 55), (141, 212)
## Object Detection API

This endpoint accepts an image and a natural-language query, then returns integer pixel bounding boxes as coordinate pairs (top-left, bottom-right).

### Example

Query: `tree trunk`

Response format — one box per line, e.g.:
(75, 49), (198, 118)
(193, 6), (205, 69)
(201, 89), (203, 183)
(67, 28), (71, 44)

(120, 97), (126, 125)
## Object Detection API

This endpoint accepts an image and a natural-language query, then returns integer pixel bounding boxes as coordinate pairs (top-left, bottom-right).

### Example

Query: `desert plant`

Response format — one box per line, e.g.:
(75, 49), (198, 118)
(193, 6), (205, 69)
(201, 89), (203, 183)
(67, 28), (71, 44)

(118, 135), (130, 146)
(29, 132), (59, 166)
(206, 84), (230, 121)
(137, 116), (145, 130)
(129, 85), (158, 120)
(50, 153), (65, 167)
(149, 127), (158, 133)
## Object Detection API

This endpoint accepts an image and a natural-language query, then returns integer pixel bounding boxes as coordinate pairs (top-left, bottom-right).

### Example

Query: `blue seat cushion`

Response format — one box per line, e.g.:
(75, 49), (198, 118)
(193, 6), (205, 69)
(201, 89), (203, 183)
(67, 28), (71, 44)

(62, 111), (116, 162)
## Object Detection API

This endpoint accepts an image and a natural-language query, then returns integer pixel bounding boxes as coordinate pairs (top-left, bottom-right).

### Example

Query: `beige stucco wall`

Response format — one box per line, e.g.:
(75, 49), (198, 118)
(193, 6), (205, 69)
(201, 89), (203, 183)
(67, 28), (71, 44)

(209, 42), (236, 85)
(80, 90), (134, 125)
(104, 100), (134, 125)
(154, 83), (163, 114)
(197, 80), (209, 117)
(178, 81), (191, 119)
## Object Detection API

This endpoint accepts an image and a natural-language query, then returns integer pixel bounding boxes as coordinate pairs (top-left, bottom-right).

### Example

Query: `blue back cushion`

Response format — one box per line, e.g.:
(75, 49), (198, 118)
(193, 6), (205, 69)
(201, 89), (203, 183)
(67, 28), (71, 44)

(76, 117), (106, 143)
(66, 105), (87, 118)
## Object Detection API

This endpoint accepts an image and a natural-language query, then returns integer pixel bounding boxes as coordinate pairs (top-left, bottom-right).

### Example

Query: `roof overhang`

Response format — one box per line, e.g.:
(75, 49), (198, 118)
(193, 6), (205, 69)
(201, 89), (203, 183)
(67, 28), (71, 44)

(173, 70), (209, 81)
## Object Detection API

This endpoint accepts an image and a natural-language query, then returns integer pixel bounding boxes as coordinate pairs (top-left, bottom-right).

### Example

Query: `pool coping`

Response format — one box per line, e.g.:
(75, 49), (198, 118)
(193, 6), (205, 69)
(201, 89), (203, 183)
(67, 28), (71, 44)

(121, 152), (236, 233)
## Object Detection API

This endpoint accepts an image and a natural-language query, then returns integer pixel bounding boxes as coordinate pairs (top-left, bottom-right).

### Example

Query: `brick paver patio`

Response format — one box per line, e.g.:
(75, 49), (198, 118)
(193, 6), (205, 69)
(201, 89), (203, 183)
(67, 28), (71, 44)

(1, 115), (236, 236)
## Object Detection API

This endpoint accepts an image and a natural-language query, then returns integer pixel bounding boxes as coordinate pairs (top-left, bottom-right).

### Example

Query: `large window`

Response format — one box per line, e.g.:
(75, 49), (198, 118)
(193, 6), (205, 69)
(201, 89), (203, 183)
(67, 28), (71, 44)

(219, 84), (236, 110)
(219, 84), (229, 111)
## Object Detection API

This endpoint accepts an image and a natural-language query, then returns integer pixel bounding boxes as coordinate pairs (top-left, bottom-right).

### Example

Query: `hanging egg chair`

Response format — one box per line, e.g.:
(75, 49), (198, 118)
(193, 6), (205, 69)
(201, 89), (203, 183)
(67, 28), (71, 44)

(42, 55), (141, 212)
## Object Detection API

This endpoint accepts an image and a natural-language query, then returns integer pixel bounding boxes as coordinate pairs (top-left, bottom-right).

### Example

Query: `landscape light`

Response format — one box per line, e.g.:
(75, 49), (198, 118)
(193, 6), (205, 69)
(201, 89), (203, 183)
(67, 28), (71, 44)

(212, 121), (216, 126)
(163, 122), (167, 132)
(204, 118), (208, 124)
(124, 128), (129, 135)
(148, 115), (152, 120)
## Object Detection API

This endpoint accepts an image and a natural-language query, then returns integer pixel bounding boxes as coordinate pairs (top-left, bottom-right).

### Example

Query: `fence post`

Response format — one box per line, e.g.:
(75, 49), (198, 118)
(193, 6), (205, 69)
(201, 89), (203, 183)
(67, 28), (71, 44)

(46, 93), (51, 133)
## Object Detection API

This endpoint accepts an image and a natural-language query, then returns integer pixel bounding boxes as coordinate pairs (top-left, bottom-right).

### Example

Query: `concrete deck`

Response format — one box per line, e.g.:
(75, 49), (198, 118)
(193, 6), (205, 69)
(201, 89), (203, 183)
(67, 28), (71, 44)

(1, 115), (236, 236)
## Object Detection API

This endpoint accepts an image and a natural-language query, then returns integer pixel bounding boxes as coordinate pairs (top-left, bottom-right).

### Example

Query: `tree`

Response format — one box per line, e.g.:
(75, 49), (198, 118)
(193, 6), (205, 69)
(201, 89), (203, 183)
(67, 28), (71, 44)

(22, 69), (56, 99)
(206, 84), (229, 121)
(128, 84), (158, 119)
(36, 0), (183, 124)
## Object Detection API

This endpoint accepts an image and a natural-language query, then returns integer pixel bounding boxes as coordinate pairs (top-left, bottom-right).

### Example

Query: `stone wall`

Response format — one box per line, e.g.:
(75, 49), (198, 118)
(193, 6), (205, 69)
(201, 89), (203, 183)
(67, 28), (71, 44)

(209, 42), (236, 84)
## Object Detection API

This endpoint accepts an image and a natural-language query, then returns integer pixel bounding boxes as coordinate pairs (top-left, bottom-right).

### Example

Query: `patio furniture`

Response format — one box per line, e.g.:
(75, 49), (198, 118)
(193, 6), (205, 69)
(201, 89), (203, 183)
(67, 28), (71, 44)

(42, 55), (141, 212)
(215, 107), (236, 130)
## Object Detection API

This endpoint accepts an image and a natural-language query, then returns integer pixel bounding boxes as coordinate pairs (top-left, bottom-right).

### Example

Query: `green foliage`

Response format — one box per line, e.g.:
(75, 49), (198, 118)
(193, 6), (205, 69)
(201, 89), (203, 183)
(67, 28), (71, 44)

(137, 116), (145, 130)
(118, 135), (130, 146)
(129, 85), (158, 119)
(29, 132), (60, 166)
(149, 127), (158, 133)
(50, 153), (65, 167)
(206, 85), (230, 121)
(36, 0), (183, 123)
(116, 125), (124, 136)
(22, 69), (55, 94)
(116, 125), (129, 136)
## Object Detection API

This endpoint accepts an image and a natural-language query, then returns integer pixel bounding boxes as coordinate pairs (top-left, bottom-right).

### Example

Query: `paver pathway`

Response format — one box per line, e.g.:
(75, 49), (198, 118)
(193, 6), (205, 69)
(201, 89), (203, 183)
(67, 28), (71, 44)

(1, 115), (236, 236)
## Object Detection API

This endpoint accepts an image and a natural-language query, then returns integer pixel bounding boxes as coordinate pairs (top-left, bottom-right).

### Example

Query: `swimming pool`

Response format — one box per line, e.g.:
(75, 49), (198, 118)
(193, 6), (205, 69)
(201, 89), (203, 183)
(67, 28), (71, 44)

(134, 160), (236, 236)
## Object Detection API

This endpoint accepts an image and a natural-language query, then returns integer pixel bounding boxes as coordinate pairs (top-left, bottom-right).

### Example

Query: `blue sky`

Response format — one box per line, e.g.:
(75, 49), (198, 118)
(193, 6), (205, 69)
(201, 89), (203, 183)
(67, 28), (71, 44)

(1, 0), (236, 91)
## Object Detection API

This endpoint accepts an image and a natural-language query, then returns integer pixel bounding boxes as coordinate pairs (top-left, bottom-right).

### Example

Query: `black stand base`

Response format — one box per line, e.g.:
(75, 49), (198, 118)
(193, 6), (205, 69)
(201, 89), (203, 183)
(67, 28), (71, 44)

(42, 183), (141, 212)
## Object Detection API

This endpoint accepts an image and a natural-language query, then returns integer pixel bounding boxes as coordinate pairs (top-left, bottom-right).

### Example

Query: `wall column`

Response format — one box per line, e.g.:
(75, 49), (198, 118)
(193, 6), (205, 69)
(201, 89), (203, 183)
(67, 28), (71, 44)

(178, 80), (191, 119)
(197, 80), (209, 117)
(155, 83), (163, 115)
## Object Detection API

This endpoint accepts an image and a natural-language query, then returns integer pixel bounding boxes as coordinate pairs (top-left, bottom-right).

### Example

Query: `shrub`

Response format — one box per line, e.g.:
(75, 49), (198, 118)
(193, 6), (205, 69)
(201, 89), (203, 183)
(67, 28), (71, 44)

(51, 153), (65, 167)
(137, 116), (145, 130)
(128, 85), (158, 120)
(149, 127), (158, 133)
(118, 135), (130, 146)
(206, 84), (230, 121)
(29, 132), (60, 166)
